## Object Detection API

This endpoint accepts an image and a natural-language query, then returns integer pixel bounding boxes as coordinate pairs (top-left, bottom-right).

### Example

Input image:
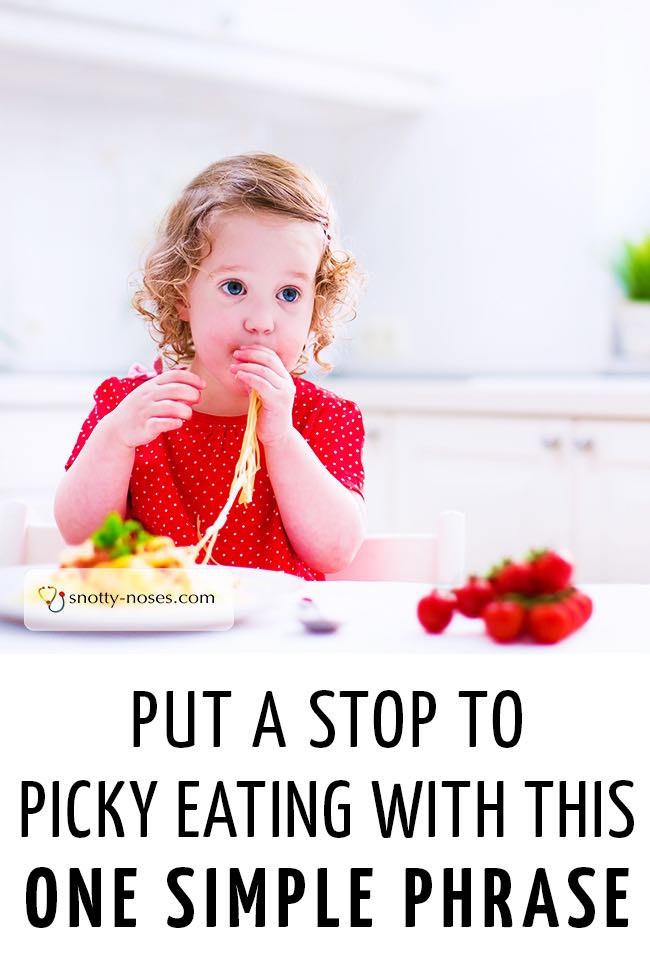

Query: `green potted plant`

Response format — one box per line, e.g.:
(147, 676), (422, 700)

(614, 235), (650, 359)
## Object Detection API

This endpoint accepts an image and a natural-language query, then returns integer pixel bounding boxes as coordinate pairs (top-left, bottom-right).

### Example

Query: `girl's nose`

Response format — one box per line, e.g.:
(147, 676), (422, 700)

(243, 320), (274, 335)
(242, 295), (274, 335)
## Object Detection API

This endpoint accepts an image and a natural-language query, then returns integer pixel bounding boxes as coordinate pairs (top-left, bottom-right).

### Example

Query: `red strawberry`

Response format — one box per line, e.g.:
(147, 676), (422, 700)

(572, 589), (593, 623)
(527, 600), (573, 644)
(562, 592), (584, 634)
(527, 549), (573, 594)
(489, 560), (536, 596)
(417, 590), (456, 634)
(453, 576), (495, 618)
(483, 600), (526, 643)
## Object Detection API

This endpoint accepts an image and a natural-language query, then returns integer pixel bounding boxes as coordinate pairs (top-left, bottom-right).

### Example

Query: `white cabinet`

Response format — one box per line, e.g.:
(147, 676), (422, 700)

(0, 407), (85, 518)
(394, 415), (573, 575)
(571, 420), (650, 582)
(15, 1), (234, 36)
(15, 0), (435, 76)
(360, 412), (398, 533)
(0, 1), (437, 111)
(361, 410), (650, 583)
(363, 413), (572, 574)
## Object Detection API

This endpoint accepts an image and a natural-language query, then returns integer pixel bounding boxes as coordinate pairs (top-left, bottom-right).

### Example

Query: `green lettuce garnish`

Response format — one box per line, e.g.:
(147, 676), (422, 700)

(90, 512), (151, 559)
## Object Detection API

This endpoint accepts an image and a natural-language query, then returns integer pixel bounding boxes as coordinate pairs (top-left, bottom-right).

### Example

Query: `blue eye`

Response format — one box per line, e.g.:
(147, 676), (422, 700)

(222, 280), (245, 296)
(278, 287), (299, 303)
(220, 280), (299, 302)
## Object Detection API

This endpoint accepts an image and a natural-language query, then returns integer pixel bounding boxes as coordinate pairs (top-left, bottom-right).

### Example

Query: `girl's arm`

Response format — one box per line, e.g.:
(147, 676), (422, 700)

(231, 345), (366, 574)
(55, 370), (206, 544)
(263, 428), (366, 574)
(54, 416), (136, 543)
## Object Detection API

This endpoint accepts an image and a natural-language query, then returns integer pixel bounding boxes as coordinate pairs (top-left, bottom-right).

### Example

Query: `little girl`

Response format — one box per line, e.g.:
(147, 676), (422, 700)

(54, 153), (366, 581)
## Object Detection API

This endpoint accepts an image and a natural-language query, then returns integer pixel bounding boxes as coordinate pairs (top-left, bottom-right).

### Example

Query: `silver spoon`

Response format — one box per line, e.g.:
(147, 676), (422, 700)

(298, 596), (343, 634)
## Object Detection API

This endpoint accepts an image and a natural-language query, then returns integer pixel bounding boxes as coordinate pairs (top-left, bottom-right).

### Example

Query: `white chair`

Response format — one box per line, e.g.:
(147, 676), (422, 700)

(0, 500), (65, 566)
(325, 510), (465, 584)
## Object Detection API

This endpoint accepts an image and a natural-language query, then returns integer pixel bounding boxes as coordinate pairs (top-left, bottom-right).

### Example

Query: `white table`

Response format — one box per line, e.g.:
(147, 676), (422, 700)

(0, 583), (645, 654)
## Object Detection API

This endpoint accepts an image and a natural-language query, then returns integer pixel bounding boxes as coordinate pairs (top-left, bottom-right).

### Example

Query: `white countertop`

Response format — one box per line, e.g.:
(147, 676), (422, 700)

(0, 582), (644, 654)
(322, 376), (650, 419)
(3, 372), (650, 419)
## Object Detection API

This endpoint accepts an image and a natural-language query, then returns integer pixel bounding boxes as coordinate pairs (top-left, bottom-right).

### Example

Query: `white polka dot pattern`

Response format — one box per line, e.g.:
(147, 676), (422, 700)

(64, 374), (366, 581)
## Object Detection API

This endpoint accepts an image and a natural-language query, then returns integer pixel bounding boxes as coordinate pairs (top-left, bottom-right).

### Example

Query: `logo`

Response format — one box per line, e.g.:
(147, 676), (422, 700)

(25, 568), (234, 631)
(37, 586), (66, 613)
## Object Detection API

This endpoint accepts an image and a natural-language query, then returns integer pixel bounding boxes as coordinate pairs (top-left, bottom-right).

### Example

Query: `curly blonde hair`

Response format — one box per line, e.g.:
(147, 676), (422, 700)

(131, 153), (361, 374)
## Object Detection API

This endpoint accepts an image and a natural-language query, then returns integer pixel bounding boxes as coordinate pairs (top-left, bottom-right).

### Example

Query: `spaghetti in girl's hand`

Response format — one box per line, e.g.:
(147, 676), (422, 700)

(230, 344), (296, 445)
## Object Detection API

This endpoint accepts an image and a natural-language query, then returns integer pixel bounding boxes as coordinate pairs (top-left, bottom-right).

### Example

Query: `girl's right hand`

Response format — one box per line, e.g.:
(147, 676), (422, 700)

(103, 370), (206, 448)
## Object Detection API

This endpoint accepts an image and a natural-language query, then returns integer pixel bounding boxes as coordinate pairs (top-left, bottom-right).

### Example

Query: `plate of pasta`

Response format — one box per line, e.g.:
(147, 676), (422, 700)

(0, 391), (301, 628)
(60, 510), (302, 625)
(0, 518), (300, 629)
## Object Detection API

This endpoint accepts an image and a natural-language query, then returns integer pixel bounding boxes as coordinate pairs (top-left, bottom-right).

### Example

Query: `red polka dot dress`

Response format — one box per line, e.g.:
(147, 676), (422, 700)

(65, 374), (365, 581)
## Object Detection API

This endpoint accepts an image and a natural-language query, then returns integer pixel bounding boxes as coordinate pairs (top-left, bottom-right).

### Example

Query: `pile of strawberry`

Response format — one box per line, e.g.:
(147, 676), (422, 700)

(417, 549), (593, 644)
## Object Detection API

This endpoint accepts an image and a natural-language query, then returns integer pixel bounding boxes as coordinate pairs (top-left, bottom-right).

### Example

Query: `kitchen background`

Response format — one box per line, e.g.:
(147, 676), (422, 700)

(1, 0), (649, 581)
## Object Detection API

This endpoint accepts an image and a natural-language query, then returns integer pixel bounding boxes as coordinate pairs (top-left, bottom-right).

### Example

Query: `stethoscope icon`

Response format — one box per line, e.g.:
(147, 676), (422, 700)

(38, 586), (66, 613)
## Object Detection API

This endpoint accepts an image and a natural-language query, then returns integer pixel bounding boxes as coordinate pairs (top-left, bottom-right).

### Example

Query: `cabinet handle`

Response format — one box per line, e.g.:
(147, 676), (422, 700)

(573, 437), (595, 452)
(541, 436), (562, 450)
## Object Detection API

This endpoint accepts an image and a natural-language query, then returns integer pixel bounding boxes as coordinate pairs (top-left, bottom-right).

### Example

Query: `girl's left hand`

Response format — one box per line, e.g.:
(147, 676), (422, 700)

(230, 345), (296, 445)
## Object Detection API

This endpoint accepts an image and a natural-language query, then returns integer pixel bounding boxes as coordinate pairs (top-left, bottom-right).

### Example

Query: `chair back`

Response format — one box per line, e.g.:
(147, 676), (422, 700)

(0, 500), (65, 565)
(24, 523), (66, 565)
(325, 510), (465, 584)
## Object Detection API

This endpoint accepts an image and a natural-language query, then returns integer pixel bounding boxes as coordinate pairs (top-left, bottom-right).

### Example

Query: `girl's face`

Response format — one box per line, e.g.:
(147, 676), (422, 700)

(180, 209), (324, 388)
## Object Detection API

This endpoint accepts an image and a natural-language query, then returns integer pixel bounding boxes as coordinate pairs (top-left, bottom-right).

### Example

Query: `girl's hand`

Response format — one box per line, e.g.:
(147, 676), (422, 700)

(230, 346), (295, 445)
(103, 369), (206, 448)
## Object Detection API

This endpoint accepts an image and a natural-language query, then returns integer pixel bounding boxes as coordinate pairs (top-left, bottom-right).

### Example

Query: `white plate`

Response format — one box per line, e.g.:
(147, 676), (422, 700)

(0, 564), (302, 629)
(227, 566), (303, 622)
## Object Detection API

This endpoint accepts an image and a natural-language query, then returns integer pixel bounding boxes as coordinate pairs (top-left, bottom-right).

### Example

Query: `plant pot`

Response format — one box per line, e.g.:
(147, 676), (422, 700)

(616, 299), (650, 360)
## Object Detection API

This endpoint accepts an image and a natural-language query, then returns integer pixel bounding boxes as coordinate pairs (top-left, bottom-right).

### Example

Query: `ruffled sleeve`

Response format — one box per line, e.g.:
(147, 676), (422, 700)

(301, 393), (365, 497)
(64, 375), (146, 470)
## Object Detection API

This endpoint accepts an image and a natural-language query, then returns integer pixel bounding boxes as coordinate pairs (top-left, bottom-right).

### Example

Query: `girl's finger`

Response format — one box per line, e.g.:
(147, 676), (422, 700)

(144, 417), (184, 434)
(153, 369), (206, 390)
(148, 400), (193, 420)
(149, 383), (202, 403)
(233, 347), (289, 373)
(235, 372), (277, 398)
(230, 361), (285, 390)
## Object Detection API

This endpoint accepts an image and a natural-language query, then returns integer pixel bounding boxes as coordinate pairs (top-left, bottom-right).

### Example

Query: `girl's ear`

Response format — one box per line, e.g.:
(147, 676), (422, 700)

(174, 279), (192, 320)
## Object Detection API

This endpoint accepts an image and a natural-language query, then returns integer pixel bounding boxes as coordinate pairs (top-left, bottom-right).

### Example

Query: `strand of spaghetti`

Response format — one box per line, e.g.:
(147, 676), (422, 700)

(196, 476), (242, 566)
(191, 391), (262, 564)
